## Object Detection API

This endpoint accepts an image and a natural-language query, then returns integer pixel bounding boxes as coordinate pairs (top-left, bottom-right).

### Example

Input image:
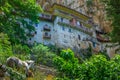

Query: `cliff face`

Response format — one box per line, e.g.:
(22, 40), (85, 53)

(37, 0), (112, 33)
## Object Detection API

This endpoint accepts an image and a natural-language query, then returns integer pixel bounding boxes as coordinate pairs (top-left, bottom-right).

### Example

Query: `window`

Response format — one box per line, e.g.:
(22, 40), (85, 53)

(35, 24), (39, 27)
(35, 31), (37, 34)
(78, 35), (81, 40)
(78, 44), (80, 47)
(80, 22), (82, 27)
(45, 32), (48, 36)
(68, 29), (71, 32)
(62, 27), (65, 31)
(92, 42), (96, 48)
(61, 18), (63, 22)
(45, 24), (48, 26)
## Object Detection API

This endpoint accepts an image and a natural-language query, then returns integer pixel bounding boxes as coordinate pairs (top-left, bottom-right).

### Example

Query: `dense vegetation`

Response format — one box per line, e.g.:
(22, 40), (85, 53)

(102, 0), (120, 44)
(0, 0), (120, 80)
(0, 0), (42, 79)
(0, 0), (42, 44)
(1, 32), (120, 79)
(54, 49), (120, 80)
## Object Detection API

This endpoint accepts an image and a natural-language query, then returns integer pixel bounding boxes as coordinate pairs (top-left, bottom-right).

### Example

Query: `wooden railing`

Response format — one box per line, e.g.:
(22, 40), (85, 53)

(43, 34), (51, 39)
(40, 14), (52, 20)
(43, 26), (51, 31)
(97, 35), (110, 42)
(58, 21), (93, 35)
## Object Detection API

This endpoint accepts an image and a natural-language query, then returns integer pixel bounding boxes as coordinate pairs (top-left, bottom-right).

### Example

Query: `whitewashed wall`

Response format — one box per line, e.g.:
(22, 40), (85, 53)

(53, 16), (91, 49)
(28, 20), (54, 45)
(29, 15), (95, 51)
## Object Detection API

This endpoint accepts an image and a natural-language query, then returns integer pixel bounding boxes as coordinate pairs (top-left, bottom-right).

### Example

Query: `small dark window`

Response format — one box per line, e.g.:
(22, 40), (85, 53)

(45, 32), (48, 36)
(35, 31), (37, 34)
(61, 18), (63, 22)
(78, 44), (80, 47)
(35, 24), (38, 27)
(62, 27), (65, 31)
(78, 35), (81, 40)
(93, 42), (96, 48)
(45, 24), (48, 26)
(69, 29), (71, 32)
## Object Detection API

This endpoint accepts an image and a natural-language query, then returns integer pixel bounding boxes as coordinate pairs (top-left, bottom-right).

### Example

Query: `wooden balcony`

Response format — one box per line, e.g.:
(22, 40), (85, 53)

(96, 30), (106, 34)
(43, 26), (51, 31)
(43, 34), (51, 39)
(39, 14), (52, 20)
(26, 33), (35, 37)
(97, 35), (110, 42)
(58, 21), (93, 35)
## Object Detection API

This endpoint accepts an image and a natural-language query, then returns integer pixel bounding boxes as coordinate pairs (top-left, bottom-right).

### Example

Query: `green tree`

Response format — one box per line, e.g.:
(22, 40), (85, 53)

(54, 49), (79, 79)
(0, 33), (13, 63)
(54, 50), (120, 80)
(32, 44), (56, 66)
(102, 0), (120, 43)
(0, 0), (42, 44)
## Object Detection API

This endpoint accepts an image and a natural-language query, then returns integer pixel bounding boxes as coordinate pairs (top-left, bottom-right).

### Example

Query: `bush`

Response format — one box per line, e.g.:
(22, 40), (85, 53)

(0, 33), (13, 63)
(12, 44), (31, 60)
(32, 44), (56, 66)
(13, 44), (30, 54)
(53, 49), (79, 79)
(7, 67), (26, 80)
(54, 49), (120, 80)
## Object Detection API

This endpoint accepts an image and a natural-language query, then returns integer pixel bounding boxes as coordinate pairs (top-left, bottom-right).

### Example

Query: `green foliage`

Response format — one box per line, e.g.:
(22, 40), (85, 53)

(86, 0), (93, 7)
(14, 54), (30, 61)
(0, 33), (13, 63)
(48, 45), (62, 55)
(11, 44), (31, 60)
(102, 0), (120, 44)
(0, 0), (42, 44)
(53, 49), (79, 79)
(79, 55), (108, 80)
(32, 44), (49, 55)
(32, 44), (56, 66)
(60, 49), (74, 61)
(7, 67), (26, 80)
(54, 49), (120, 80)
(13, 44), (30, 54)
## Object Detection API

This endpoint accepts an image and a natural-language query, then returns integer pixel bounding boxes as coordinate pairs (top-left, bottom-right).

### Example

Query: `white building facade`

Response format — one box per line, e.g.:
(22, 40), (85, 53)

(28, 4), (101, 52)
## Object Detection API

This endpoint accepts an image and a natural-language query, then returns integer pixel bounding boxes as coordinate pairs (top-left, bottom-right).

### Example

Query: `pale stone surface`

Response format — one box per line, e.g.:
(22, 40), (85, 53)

(30, 1), (119, 57)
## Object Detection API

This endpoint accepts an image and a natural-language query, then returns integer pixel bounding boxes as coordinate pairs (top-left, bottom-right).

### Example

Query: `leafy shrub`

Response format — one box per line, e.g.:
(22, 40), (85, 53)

(0, 33), (13, 63)
(12, 44), (31, 60)
(13, 44), (30, 54)
(79, 55), (108, 80)
(32, 44), (49, 55)
(14, 54), (30, 61)
(48, 44), (62, 55)
(54, 49), (120, 80)
(7, 67), (26, 80)
(32, 44), (56, 66)
(53, 49), (79, 79)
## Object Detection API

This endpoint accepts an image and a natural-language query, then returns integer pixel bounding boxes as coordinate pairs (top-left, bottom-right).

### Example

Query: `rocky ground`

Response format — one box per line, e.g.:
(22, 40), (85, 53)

(27, 64), (57, 80)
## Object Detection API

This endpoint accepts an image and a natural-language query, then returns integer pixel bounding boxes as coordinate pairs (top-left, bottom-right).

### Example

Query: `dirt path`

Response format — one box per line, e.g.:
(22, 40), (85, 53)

(36, 64), (57, 76)
(29, 64), (57, 80)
